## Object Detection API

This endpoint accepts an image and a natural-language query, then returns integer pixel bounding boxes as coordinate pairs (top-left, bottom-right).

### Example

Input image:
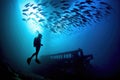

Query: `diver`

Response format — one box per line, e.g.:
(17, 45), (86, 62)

(27, 31), (43, 65)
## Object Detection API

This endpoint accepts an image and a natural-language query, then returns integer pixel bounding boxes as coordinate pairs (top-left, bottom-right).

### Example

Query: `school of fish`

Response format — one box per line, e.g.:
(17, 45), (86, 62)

(22, 0), (112, 33)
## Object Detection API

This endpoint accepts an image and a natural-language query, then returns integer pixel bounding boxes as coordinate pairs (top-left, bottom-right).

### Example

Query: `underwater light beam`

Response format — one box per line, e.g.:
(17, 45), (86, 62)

(22, 2), (46, 34)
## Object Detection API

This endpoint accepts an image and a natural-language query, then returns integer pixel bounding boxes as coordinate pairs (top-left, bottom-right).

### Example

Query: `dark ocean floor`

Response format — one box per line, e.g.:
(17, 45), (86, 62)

(0, 60), (119, 80)
(0, 60), (50, 80)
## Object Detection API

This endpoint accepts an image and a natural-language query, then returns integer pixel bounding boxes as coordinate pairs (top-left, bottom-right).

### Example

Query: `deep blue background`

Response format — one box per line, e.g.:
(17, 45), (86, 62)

(0, 0), (120, 78)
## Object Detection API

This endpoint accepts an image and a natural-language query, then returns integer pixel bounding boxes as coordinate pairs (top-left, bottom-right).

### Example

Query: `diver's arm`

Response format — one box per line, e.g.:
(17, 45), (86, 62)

(41, 43), (43, 46)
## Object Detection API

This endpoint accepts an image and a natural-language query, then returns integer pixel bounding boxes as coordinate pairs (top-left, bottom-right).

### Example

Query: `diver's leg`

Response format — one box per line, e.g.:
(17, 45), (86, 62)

(27, 58), (31, 65)
(36, 46), (40, 59)
(35, 46), (41, 64)
(27, 47), (37, 64)
(30, 52), (36, 59)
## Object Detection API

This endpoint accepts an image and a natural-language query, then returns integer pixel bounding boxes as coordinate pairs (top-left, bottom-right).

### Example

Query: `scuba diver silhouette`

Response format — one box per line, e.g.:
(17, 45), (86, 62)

(27, 31), (43, 65)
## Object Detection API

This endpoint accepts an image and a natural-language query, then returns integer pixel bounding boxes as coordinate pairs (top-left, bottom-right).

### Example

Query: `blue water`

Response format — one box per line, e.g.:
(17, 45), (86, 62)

(0, 0), (120, 78)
